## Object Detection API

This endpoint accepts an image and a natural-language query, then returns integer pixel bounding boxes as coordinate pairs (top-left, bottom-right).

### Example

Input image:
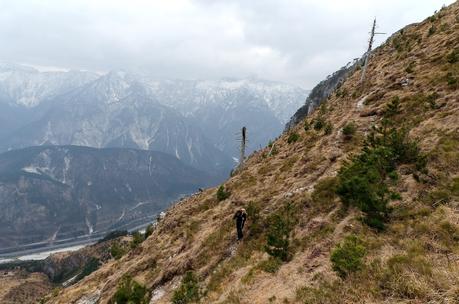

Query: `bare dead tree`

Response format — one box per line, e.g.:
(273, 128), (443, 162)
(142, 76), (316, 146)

(239, 126), (246, 168)
(360, 19), (386, 86)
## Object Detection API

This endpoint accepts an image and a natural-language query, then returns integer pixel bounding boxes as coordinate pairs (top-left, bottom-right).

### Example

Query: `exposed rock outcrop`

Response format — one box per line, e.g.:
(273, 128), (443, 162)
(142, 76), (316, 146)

(286, 58), (363, 129)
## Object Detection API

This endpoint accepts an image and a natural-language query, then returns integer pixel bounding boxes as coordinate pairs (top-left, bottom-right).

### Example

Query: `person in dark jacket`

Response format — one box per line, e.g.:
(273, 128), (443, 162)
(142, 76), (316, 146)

(233, 208), (247, 240)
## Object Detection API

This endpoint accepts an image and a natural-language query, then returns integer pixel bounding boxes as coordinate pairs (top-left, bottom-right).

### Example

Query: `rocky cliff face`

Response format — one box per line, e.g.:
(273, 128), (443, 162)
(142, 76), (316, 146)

(0, 145), (212, 249)
(16, 2), (459, 304)
(286, 59), (362, 130)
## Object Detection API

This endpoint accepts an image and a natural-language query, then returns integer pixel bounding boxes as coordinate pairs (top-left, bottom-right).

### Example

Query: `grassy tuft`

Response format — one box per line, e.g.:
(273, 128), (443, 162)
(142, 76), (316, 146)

(287, 132), (300, 144)
(216, 185), (231, 201)
(172, 271), (200, 304)
(110, 276), (149, 304)
(330, 235), (366, 278)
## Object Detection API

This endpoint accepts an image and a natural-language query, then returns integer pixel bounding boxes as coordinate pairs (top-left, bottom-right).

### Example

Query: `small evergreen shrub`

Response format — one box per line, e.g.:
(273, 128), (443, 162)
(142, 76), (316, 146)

(172, 271), (200, 304)
(324, 122), (333, 135)
(405, 61), (415, 73)
(330, 235), (366, 278)
(130, 231), (145, 249)
(257, 257), (282, 273)
(216, 185), (230, 201)
(319, 103), (328, 115)
(384, 96), (401, 117)
(428, 25), (436, 36)
(265, 203), (298, 262)
(304, 120), (311, 131)
(144, 224), (154, 239)
(426, 92), (439, 109)
(313, 117), (325, 131)
(392, 35), (403, 52)
(111, 276), (149, 304)
(335, 88), (348, 98)
(287, 132), (300, 144)
(336, 123), (425, 230)
(342, 122), (357, 140)
(389, 191), (402, 200)
(388, 171), (399, 181)
(446, 72), (457, 88)
(336, 145), (393, 229)
(110, 242), (128, 260)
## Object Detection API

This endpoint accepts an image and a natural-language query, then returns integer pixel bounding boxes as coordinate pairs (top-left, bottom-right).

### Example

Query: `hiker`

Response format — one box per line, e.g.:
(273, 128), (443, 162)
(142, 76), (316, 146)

(233, 208), (247, 240)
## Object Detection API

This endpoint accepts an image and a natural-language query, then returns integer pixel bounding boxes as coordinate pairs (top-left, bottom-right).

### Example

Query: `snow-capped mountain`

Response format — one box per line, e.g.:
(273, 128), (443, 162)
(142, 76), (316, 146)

(0, 63), (98, 107)
(0, 65), (309, 175)
(0, 64), (99, 138)
(142, 78), (309, 157)
(145, 77), (308, 124)
(1, 71), (233, 177)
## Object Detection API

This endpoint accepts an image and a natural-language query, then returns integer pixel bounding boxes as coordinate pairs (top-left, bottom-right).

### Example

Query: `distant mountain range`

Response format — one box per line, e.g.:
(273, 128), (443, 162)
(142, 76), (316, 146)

(0, 145), (212, 249)
(0, 64), (309, 175)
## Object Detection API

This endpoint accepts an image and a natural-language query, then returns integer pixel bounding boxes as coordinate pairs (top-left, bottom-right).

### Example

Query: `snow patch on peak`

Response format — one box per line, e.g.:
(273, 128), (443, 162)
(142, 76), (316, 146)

(144, 77), (309, 124)
(22, 166), (42, 175)
(0, 64), (98, 107)
(88, 71), (139, 104)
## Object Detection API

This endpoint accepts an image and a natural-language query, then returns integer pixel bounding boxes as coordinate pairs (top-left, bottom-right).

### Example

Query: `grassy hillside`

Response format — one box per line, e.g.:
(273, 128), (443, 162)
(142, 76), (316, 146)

(45, 2), (459, 304)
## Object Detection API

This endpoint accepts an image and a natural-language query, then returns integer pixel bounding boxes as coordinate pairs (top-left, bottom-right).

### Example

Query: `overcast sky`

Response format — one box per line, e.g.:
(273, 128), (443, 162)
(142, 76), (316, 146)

(0, 0), (454, 88)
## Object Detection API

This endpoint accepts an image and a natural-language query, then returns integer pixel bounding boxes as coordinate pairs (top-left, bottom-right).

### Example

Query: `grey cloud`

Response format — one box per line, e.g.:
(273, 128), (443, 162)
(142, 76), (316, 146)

(0, 0), (454, 88)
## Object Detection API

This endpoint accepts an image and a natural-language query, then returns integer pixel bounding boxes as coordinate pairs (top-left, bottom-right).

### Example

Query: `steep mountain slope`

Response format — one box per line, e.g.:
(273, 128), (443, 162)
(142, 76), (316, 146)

(32, 3), (459, 303)
(0, 145), (212, 250)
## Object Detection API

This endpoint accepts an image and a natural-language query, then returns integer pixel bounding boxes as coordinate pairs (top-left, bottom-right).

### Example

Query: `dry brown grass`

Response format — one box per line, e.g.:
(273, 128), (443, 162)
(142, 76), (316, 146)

(0, 271), (52, 304)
